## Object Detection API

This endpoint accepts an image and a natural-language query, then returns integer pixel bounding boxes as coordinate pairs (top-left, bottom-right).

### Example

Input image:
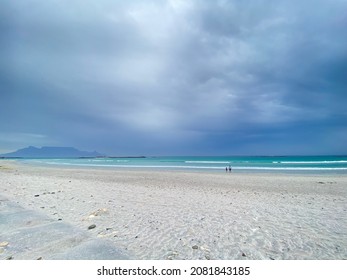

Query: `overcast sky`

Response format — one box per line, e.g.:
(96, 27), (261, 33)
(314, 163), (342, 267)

(1, 0), (346, 155)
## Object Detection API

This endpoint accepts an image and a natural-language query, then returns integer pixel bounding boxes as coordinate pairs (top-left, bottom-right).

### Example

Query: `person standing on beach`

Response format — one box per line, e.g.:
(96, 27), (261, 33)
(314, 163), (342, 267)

(226, 167), (228, 172)
(229, 165), (232, 172)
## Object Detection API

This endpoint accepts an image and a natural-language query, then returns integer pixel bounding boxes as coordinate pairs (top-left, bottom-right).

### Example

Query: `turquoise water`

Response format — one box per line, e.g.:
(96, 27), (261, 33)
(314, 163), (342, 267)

(13, 155), (347, 173)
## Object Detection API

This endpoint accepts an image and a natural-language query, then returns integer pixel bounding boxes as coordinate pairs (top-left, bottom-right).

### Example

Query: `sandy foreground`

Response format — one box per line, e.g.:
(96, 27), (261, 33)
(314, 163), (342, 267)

(0, 162), (346, 260)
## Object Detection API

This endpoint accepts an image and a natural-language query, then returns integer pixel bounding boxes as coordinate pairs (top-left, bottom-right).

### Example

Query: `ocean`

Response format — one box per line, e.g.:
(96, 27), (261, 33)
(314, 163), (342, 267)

(13, 155), (347, 174)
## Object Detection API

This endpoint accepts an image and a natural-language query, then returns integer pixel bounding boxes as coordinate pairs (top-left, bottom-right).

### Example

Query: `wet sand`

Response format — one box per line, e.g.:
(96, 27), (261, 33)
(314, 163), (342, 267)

(1, 162), (346, 259)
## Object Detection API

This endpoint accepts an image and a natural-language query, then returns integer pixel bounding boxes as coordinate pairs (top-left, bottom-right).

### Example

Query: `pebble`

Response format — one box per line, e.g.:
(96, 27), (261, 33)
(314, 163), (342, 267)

(0, 242), (9, 247)
(242, 252), (246, 257)
(88, 224), (96, 230)
(89, 208), (108, 219)
(34, 194), (40, 197)
(192, 245), (199, 249)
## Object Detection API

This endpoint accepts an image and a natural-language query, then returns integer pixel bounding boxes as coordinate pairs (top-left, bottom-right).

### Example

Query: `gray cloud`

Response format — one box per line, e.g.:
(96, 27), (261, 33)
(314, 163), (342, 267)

(1, 0), (346, 155)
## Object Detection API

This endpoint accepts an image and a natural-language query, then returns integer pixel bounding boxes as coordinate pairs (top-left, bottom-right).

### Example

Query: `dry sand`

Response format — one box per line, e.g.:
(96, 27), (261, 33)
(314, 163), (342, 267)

(0, 162), (346, 260)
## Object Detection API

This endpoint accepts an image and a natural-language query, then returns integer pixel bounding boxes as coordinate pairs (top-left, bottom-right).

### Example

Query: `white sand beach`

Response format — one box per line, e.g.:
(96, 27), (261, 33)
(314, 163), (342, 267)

(1, 162), (346, 260)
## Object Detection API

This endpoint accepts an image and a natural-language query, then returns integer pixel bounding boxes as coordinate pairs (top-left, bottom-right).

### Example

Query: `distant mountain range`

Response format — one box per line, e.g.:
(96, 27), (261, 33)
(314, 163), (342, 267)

(0, 146), (103, 158)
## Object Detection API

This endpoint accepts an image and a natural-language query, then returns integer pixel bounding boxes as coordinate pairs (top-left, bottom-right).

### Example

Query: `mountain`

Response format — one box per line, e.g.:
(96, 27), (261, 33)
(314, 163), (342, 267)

(0, 146), (103, 158)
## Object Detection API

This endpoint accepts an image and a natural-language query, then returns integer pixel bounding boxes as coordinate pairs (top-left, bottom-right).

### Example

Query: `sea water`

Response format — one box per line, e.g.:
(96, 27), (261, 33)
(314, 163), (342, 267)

(15, 155), (347, 174)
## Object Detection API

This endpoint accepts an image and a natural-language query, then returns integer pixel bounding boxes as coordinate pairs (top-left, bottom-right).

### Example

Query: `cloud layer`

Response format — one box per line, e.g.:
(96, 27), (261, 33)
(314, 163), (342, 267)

(1, 0), (346, 155)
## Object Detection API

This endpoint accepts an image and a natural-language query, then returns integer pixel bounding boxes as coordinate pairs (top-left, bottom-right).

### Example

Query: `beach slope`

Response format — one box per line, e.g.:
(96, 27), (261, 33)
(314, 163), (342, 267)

(0, 162), (346, 259)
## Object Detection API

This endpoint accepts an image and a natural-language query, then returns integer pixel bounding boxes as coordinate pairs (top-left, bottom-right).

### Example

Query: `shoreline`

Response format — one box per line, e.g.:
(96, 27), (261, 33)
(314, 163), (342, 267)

(1, 162), (347, 260)
(2, 158), (347, 176)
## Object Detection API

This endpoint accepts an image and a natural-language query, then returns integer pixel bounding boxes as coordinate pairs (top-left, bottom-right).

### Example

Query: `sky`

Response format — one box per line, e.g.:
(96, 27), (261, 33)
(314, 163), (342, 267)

(1, 0), (347, 156)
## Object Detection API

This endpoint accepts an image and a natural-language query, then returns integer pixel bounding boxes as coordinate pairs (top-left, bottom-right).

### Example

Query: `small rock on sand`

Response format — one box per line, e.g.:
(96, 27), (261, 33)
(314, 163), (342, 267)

(88, 208), (108, 219)
(192, 245), (199, 249)
(0, 242), (9, 247)
(88, 224), (96, 230)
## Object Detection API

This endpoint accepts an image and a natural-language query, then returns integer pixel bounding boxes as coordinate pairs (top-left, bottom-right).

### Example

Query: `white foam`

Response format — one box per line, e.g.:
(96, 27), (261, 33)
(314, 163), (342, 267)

(185, 161), (231, 164)
(234, 166), (347, 171)
(275, 161), (347, 164)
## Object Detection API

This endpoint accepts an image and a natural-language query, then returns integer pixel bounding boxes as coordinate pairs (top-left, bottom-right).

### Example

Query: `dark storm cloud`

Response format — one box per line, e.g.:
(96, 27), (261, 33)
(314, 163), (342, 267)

(1, 0), (346, 155)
